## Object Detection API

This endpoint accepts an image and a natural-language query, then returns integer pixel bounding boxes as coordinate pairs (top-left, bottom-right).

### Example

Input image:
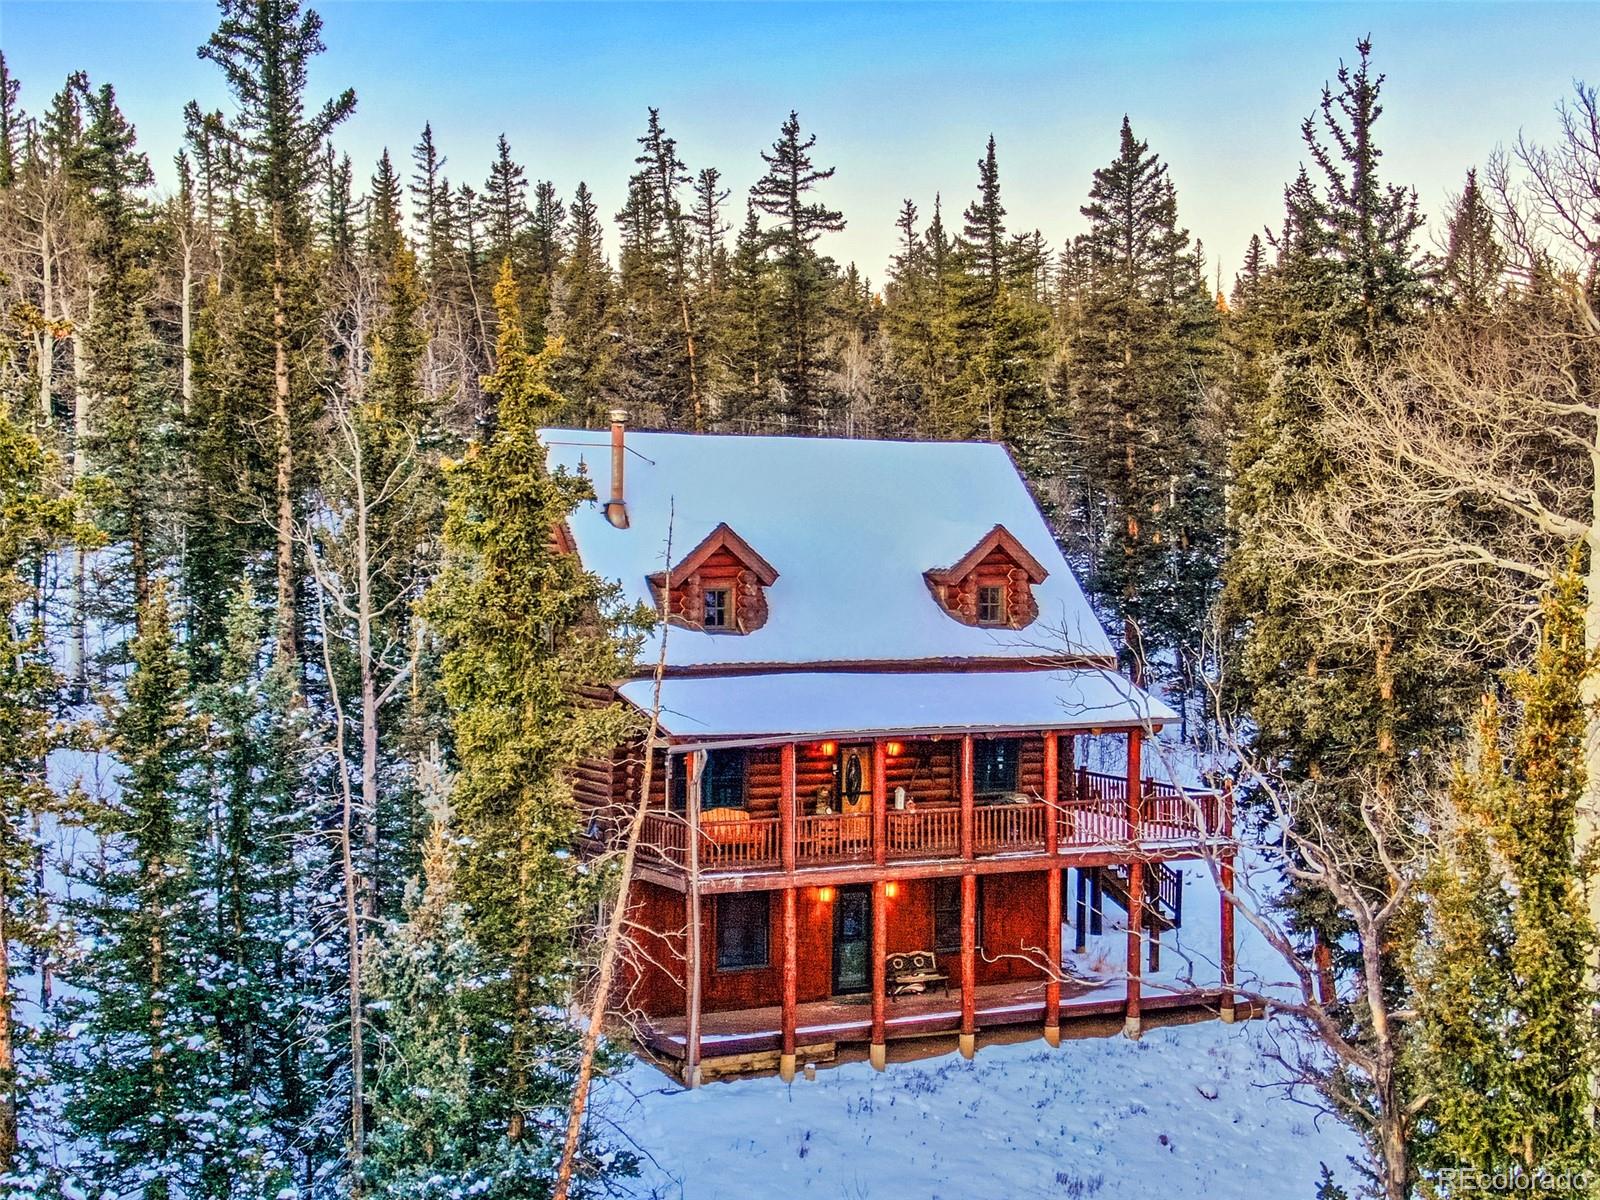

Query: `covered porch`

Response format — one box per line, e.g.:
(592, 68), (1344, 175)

(637, 977), (1241, 1079)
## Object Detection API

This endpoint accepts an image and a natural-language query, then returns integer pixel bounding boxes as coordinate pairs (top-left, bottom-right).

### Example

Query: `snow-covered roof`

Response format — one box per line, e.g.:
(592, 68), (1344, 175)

(540, 429), (1114, 669)
(615, 669), (1177, 747)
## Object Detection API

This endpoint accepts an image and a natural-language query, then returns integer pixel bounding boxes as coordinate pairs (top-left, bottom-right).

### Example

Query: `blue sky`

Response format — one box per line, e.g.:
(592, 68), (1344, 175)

(2, 2), (1595, 281)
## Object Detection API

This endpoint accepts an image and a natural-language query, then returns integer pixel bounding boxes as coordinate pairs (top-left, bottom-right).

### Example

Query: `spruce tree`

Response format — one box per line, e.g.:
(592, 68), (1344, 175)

(1411, 571), (1598, 1184)
(198, 0), (356, 661)
(61, 585), (203, 1200)
(78, 82), (168, 628)
(1438, 167), (1504, 314)
(750, 111), (844, 428)
(422, 262), (643, 1185)
(1062, 117), (1219, 692)
(548, 181), (613, 426)
(0, 400), (77, 1177)
(483, 134), (528, 255)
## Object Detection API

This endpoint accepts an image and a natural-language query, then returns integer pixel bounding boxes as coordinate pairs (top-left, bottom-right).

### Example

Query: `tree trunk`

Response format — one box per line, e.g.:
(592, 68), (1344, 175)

(179, 237), (194, 419)
(37, 225), (53, 424)
(69, 326), (90, 684)
(272, 222), (297, 662)
(0, 872), (16, 1173)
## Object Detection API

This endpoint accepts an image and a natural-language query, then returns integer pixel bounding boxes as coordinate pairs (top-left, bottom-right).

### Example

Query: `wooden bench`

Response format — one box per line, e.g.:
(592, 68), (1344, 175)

(886, 950), (950, 998)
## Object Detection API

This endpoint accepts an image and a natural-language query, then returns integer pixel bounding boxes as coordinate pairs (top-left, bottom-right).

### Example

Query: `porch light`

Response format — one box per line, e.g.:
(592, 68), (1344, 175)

(819, 740), (837, 756)
(817, 886), (836, 903)
(885, 881), (899, 899)
(884, 741), (904, 757)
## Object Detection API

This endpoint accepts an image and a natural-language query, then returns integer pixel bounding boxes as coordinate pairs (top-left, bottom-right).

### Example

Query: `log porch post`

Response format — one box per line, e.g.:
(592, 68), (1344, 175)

(959, 871), (977, 1059)
(1044, 732), (1059, 856)
(1045, 868), (1062, 1046)
(960, 734), (975, 862)
(1124, 860), (1144, 1040)
(1124, 728), (1144, 1039)
(781, 886), (799, 1078)
(1220, 778), (1237, 1023)
(870, 879), (888, 1070)
(872, 740), (888, 867)
(1043, 733), (1061, 1045)
(780, 742), (797, 875)
(685, 750), (705, 1086)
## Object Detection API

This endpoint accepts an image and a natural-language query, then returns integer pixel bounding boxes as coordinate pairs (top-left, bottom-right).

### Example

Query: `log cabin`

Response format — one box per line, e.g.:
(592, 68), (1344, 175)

(546, 413), (1238, 1085)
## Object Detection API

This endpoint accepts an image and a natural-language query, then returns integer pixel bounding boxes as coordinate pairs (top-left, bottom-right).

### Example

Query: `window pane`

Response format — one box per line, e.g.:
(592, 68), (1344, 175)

(703, 588), (729, 627)
(704, 748), (746, 810)
(934, 878), (960, 953)
(975, 738), (1019, 793)
(978, 585), (1005, 624)
(716, 893), (769, 969)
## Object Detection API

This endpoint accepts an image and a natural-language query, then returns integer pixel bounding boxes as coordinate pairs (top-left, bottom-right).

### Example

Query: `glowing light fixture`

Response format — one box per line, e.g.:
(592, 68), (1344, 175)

(817, 886), (836, 903)
(819, 740), (838, 756)
(884, 741), (904, 757)
(885, 881), (899, 899)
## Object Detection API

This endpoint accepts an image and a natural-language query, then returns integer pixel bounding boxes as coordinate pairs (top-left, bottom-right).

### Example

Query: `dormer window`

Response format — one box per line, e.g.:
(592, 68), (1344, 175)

(648, 522), (779, 635)
(925, 525), (1049, 630)
(703, 588), (731, 629)
(977, 585), (1006, 626)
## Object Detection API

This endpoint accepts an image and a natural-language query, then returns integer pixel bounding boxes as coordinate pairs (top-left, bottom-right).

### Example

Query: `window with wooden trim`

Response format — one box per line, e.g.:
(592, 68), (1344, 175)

(668, 753), (688, 813)
(976, 584), (1006, 625)
(703, 748), (746, 811)
(933, 877), (984, 955)
(974, 738), (1020, 795)
(716, 893), (770, 970)
(703, 587), (731, 629)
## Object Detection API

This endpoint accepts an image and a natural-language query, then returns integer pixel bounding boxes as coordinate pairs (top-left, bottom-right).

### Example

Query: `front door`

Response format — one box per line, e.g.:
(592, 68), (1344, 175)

(836, 743), (874, 857)
(832, 884), (872, 995)
(837, 744), (873, 816)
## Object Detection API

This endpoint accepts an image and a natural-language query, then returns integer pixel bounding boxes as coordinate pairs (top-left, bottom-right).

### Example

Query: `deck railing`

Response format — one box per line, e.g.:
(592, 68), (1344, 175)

(883, 806), (959, 859)
(796, 812), (874, 864)
(631, 770), (1226, 873)
(974, 801), (1048, 854)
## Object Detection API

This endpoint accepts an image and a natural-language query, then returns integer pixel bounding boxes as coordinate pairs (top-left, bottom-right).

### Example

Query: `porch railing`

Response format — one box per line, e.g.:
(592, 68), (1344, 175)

(797, 812), (874, 864)
(631, 770), (1226, 872)
(886, 807), (961, 859)
(974, 801), (1048, 854)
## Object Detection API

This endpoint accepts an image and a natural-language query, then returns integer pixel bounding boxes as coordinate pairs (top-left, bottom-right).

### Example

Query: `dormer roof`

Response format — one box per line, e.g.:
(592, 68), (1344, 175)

(925, 524), (1049, 589)
(647, 522), (779, 595)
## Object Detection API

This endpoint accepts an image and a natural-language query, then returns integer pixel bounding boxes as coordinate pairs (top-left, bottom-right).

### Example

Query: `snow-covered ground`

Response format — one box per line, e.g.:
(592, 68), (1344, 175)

(601, 859), (1361, 1200)
(606, 1020), (1359, 1200)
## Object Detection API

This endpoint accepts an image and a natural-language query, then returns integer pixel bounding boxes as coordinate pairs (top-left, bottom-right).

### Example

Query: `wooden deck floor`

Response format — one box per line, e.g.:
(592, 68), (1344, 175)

(639, 978), (1228, 1063)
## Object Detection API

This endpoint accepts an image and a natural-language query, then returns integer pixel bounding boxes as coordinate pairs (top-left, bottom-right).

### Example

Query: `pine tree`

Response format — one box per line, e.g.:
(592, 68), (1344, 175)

(0, 53), (23, 190)
(78, 82), (168, 628)
(1438, 167), (1503, 313)
(199, 0), (356, 662)
(1410, 571), (1598, 1184)
(0, 400), (77, 1177)
(721, 199), (775, 426)
(1062, 117), (1219, 691)
(364, 764), (500, 1197)
(548, 181), (613, 426)
(750, 111), (844, 428)
(482, 133), (528, 268)
(62, 585), (203, 1200)
(422, 261), (643, 1182)
(409, 122), (452, 282)
(367, 148), (405, 268)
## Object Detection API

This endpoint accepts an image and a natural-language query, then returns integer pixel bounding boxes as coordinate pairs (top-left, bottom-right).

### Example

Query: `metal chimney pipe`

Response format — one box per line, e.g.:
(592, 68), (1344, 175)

(604, 409), (630, 529)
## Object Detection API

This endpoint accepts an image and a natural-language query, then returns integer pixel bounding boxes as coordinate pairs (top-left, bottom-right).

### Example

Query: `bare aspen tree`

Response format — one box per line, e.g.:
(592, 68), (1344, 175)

(553, 517), (673, 1200)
